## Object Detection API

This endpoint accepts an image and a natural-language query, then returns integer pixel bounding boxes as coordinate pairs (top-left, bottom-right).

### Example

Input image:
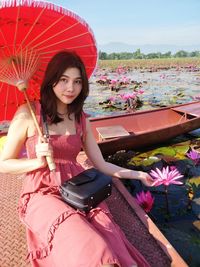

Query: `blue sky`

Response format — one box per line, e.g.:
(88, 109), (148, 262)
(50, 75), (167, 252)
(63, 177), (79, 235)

(48, 0), (200, 46)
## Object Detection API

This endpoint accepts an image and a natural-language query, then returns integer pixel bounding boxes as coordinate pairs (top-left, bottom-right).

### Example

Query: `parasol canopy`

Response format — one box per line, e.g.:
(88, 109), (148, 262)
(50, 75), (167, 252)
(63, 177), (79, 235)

(0, 0), (98, 121)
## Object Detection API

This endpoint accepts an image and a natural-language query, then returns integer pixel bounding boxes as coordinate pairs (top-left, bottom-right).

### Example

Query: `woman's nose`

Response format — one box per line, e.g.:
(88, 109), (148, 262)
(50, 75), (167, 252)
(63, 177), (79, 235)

(66, 81), (74, 91)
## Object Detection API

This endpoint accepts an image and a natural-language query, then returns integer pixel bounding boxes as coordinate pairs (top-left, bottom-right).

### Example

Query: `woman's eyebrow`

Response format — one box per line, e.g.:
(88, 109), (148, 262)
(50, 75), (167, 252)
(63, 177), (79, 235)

(61, 74), (82, 79)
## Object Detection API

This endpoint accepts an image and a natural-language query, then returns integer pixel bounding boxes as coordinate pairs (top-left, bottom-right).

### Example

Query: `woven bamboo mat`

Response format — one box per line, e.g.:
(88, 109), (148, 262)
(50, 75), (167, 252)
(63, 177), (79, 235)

(106, 185), (171, 267)
(0, 171), (170, 267)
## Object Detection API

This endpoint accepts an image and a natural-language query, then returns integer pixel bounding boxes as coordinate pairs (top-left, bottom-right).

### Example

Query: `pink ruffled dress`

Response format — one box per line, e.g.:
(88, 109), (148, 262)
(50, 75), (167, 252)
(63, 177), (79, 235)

(18, 101), (150, 267)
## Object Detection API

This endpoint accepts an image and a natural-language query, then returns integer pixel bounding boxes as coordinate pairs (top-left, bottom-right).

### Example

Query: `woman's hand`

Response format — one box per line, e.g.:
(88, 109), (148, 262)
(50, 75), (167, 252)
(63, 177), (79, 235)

(35, 137), (53, 169)
(137, 171), (154, 187)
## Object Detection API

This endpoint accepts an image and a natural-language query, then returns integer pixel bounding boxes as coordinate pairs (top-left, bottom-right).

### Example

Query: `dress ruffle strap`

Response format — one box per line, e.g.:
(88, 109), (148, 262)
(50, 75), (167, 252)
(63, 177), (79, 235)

(26, 243), (53, 261)
(18, 193), (31, 218)
(80, 112), (87, 143)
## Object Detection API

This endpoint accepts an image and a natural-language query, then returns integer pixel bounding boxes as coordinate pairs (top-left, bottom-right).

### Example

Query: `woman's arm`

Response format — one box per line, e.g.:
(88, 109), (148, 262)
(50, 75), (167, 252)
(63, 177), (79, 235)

(0, 105), (49, 174)
(83, 119), (154, 186)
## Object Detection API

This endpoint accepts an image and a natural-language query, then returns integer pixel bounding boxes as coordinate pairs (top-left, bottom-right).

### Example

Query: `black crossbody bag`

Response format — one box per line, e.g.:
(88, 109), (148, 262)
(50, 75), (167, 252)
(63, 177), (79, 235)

(41, 110), (112, 213)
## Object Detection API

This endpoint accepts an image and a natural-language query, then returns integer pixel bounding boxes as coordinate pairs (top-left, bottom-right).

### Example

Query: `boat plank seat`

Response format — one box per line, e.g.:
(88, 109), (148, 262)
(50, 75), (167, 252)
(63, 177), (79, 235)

(96, 125), (130, 140)
(0, 152), (187, 267)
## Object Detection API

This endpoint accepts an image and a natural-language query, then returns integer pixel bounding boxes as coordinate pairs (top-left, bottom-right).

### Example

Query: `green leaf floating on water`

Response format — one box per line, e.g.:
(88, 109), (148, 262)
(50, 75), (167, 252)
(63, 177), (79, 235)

(172, 144), (190, 155)
(142, 156), (160, 166)
(129, 152), (148, 166)
(150, 147), (176, 157)
(129, 144), (190, 167)
(148, 146), (178, 164)
(171, 143), (190, 160)
(168, 96), (178, 105)
(129, 147), (176, 167)
(189, 176), (200, 187)
(129, 155), (160, 167)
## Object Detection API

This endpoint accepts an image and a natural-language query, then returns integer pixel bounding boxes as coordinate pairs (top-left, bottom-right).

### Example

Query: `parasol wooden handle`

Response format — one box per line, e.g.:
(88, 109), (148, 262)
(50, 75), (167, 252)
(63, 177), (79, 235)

(45, 155), (56, 172)
(11, 60), (55, 171)
(23, 91), (56, 171)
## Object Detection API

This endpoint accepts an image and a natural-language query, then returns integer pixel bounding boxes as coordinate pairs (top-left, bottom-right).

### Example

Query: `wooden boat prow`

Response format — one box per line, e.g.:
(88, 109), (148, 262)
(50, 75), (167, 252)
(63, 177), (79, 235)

(90, 101), (200, 156)
(172, 102), (200, 117)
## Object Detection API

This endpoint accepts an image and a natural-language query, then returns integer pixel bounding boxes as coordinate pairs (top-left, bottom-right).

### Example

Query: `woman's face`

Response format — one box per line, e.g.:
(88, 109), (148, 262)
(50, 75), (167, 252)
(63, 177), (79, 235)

(53, 67), (82, 105)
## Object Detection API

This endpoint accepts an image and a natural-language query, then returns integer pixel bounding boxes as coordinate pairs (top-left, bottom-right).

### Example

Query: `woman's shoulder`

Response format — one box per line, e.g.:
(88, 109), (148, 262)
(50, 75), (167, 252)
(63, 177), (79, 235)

(7, 104), (31, 136)
(14, 103), (31, 118)
(10, 101), (40, 136)
(16, 100), (39, 113)
(14, 101), (40, 121)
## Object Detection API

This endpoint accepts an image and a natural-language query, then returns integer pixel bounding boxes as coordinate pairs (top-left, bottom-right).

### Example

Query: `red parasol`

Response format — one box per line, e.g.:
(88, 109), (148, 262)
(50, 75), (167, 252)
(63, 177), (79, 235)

(0, 0), (98, 170)
(0, 0), (98, 121)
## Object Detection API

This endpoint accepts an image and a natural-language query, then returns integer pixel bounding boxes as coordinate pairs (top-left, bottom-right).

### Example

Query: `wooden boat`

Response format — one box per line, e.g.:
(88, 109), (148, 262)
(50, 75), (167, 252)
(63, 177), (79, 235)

(90, 101), (200, 156)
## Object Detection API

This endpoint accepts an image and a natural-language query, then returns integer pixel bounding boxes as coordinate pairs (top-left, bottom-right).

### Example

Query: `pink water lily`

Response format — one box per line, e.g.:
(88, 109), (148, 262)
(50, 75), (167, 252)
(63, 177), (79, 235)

(136, 191), (154, 213)
(110, 79), (118, 85)
(150, 166), (183, 186)
(99, 75), (108, 82)
(120, 76), (130, 84)
(116, 66), (126, 74)
(137, 89), (144, 94)
(169, 165), (177, 171)
(109, 96), (117, 102)
(186, 149), (200, 165)
(120, 92), (137, 100)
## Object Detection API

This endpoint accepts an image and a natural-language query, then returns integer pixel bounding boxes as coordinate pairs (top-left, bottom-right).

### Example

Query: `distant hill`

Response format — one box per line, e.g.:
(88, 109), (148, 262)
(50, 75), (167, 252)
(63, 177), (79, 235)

(98, 42), (200, 54)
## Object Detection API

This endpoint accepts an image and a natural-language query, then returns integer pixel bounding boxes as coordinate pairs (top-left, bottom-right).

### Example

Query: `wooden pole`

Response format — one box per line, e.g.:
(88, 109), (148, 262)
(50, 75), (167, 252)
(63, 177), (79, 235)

(23, 90), (56, 171)
(11, 59), (55, 171)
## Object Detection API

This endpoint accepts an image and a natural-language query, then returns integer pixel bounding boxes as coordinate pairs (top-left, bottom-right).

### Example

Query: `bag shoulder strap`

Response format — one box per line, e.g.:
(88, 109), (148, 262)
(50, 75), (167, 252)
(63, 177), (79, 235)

(41, 109), (50, 140)
(80, 111), (88, 144)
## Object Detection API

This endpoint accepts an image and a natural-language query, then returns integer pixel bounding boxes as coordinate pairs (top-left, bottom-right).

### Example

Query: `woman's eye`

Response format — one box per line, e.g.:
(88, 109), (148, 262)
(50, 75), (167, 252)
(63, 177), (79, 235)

(75, 79), (82, 84)
(59, 78), (68, 83)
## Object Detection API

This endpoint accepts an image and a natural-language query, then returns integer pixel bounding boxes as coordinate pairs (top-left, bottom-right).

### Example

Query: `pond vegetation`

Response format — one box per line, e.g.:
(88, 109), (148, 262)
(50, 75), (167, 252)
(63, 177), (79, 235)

(85, 58), (200, 119)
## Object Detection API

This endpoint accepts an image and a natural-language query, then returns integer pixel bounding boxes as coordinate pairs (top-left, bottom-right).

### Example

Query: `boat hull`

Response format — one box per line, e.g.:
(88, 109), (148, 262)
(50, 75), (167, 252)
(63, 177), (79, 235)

(90, 101), (200, 156)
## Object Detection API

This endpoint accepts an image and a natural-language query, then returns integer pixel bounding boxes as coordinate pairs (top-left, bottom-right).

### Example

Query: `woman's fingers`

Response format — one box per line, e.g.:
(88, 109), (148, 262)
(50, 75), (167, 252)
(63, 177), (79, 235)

(146, 176), (155, 186)
(35, 142), (53, 157)
(139, 172), (154, 186)
(38, 135), (47, 144)
(35, 136), (54, 170)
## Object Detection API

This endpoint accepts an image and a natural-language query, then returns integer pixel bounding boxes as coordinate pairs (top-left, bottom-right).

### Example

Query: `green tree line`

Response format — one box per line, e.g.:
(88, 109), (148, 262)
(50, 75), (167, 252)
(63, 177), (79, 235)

(99, 49), (200, 60)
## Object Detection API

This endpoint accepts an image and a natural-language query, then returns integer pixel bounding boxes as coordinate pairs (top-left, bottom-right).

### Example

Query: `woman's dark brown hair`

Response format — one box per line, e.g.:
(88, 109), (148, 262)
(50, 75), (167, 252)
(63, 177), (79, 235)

(40, 51), (89, 123)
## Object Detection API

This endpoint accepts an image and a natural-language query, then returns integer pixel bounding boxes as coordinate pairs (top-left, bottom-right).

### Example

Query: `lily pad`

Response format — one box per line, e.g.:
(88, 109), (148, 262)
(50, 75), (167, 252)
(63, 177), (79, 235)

(189, 176), (200, 187)
(150, 147), (176, 157)
(168, 96), (178, 104)
(172, 144), (190, 155)
(142, 156), (160, 166)
(129, 152), (148, 166)
(129, 146), (178, 167)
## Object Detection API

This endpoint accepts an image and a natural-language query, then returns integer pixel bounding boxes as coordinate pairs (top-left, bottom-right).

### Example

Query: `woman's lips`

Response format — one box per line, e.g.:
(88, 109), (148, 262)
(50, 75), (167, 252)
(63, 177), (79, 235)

(64, 95), (74, 98)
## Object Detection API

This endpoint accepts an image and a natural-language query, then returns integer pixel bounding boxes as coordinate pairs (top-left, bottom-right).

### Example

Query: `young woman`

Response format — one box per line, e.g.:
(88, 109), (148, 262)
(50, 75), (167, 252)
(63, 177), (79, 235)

(0, 51), (153, 267)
